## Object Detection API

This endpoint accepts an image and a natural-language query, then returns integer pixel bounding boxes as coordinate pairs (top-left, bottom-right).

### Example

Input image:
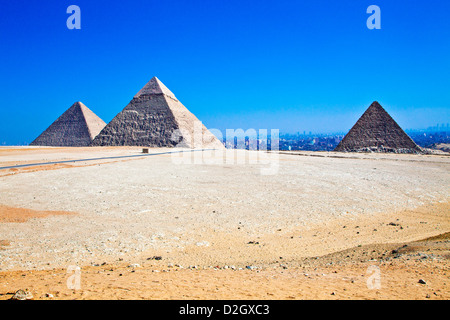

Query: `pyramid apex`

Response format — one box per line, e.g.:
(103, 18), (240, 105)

(134, 77), (177, 100)
(71, 101), (93, 116)
(370, 101), (382, 107)
(363, 101), (387, 114)
(72, 101), (87, 108)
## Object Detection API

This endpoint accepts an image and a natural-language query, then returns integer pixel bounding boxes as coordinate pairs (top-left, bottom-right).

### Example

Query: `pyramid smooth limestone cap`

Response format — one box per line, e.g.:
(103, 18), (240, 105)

(134, 76), (177, 100)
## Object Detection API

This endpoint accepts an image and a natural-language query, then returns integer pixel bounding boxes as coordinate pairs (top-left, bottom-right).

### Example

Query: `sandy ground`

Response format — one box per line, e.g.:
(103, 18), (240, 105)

(0, 205), (76, 223)
(1, 233), (448, 300)
(0, 146), (448, 299)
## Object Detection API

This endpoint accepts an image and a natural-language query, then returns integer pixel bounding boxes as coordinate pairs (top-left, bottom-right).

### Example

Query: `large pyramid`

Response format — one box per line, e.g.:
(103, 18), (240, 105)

(334, 101), (423, 154)
(91, 77), (224, 148)
(30, 102), (106, 147)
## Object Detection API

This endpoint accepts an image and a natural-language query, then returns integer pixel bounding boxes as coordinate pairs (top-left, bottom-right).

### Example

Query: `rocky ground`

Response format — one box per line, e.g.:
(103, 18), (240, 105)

(0, 146), (448, 299)
(1, 232), (448, 300)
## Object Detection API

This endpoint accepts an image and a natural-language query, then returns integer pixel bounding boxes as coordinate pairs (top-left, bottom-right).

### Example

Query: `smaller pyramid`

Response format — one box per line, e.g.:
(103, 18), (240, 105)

(30, 102), (106, 147)
(335, 101), (422, 154)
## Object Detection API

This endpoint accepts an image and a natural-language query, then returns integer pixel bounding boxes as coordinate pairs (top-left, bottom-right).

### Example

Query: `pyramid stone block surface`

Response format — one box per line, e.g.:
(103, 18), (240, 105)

(334, 101), (422, 154)
(91, 77), (224, 149)
(30, 102), (106, 147)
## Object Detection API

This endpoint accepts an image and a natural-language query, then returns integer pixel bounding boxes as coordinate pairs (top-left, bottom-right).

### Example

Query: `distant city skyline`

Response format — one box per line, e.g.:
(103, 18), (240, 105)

(1, 0), (449, 145)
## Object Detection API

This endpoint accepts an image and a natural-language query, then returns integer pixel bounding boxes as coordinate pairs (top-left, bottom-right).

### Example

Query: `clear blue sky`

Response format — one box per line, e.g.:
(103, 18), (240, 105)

(1, 0), (449, 144)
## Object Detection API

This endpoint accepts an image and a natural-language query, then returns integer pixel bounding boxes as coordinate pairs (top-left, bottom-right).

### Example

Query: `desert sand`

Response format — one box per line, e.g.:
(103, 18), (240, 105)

(0, 146), (448, 299)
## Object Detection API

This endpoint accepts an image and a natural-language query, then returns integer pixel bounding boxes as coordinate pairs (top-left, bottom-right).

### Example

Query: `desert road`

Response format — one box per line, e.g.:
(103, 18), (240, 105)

(0, 148), (217, 170)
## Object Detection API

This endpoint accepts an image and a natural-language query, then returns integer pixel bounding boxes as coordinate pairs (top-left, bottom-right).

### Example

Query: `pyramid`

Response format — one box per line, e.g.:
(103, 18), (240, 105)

(334, 101), (423, 154)
(91, 77), (224, 149)
(30, 102), (106, 147)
